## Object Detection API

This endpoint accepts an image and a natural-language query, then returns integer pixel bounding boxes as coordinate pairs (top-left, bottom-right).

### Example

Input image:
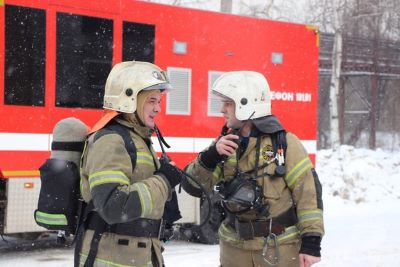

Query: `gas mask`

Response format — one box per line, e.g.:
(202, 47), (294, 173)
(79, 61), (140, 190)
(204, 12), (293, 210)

(214, 173), (269, 217)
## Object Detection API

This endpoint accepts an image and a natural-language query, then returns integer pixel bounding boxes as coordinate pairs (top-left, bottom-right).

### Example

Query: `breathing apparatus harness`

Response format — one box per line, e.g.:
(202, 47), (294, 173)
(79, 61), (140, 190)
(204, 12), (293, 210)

(212, 113), (283, 216)
(155, 116), (289, 266)
(214, 129), (269, 217)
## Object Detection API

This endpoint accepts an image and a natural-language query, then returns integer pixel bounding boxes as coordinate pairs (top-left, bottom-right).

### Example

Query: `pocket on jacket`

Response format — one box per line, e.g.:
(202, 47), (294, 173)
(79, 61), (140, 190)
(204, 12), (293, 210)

(114, 236), (152, 266)
(81, 232), (153, 267)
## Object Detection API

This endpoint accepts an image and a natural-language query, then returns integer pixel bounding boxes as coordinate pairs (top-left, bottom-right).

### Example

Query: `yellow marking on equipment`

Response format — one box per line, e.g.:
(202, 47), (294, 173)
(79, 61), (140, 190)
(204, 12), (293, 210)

(2, 170), (40, 177)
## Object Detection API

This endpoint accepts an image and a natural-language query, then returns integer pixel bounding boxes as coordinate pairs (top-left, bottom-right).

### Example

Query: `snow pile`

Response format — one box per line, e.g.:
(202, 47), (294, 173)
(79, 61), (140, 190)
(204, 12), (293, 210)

(317, 145), (400, 203)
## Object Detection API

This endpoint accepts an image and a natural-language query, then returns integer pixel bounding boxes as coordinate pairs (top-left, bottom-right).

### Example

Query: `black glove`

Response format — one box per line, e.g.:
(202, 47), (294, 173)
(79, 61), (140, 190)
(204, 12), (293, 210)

(199, 144), (224, 169)
(300, 235), (322, 257)
(155, 159), (182, 188)
(162, 191), (182, 226)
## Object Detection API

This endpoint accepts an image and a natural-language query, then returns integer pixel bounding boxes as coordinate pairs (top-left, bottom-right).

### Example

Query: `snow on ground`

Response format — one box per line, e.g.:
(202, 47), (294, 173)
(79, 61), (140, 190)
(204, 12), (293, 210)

(1, 146), (399, 266)
(317, 145), (400, 204)
(316, 146), (400, 266)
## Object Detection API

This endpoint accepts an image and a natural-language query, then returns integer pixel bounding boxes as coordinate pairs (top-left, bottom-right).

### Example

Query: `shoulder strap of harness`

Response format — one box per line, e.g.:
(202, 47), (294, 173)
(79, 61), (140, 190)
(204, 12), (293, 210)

(91, 122), (137, 171)
(104, 122), (137, 171)
(76, 122), (138, 267)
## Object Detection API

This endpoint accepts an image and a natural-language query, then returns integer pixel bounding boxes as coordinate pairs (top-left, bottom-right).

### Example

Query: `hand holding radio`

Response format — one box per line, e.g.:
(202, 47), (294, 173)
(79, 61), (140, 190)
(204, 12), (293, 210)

(216, 134), (240, 157)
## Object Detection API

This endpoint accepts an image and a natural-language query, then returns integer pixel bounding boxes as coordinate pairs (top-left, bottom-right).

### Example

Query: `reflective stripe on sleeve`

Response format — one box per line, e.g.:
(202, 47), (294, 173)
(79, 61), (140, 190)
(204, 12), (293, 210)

(131, 182), (154, 217)
(212, 165), (222, 180)
(227, 157), (237, 164)
(285, 157), (313, 189)
(136, 152), (155, 167)
(213, 156), (236, 181)
(298, 209), (323, 224)
(89, 170), (130, 189)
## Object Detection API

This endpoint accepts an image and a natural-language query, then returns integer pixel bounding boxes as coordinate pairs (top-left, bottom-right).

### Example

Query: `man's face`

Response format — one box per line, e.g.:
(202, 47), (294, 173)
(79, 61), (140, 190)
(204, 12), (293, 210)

(220, 100), (243, 129)
(143, 92), (162, 129)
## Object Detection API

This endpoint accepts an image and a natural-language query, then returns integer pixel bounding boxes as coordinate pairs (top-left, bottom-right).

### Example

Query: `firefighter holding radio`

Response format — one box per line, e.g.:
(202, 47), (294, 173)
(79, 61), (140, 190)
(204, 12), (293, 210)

(76, 61), (182, 267)
(182, 71), (324, 267)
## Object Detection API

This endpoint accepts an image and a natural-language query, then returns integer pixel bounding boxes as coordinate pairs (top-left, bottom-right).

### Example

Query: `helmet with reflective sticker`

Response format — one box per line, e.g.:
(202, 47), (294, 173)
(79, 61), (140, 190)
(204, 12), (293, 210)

(103, 61), (172, 113)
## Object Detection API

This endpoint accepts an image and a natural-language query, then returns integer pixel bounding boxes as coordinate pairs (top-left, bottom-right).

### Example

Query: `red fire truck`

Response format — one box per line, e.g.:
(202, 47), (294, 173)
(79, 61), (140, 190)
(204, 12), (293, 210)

(0, 0), (319, 241)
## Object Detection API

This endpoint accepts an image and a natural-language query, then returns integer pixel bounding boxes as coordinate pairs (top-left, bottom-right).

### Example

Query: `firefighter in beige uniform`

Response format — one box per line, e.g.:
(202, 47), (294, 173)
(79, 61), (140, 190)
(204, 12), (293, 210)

(78, 61), (181, 267)
(183, 71), (324, 267)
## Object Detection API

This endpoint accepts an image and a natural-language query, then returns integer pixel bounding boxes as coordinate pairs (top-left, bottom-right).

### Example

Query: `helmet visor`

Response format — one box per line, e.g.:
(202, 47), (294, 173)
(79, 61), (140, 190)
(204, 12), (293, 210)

(211, 90), (234, 102)
(142, 70), (173, 92)
(143, 82), (173, 92)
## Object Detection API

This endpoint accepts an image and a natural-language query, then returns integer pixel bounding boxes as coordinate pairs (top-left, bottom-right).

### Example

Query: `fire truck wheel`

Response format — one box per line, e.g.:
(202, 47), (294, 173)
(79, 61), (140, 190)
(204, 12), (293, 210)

(191, 193), (222, 245)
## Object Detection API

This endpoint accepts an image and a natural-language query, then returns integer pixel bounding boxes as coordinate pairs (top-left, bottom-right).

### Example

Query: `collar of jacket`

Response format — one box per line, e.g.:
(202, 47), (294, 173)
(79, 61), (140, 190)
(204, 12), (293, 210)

(252, 115), (285, 134)
(115, 113), (154, 139)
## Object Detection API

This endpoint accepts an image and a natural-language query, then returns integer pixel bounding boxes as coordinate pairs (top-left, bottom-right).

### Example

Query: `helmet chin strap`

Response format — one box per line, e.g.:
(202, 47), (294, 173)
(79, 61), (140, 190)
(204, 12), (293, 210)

(154, 125), (171, 154)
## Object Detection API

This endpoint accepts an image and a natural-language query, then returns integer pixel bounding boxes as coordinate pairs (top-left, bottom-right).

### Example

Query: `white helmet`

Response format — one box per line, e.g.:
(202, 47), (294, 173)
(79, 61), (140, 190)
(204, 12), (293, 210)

(212, 71), (271, 121)
(103, 61), (172, 113)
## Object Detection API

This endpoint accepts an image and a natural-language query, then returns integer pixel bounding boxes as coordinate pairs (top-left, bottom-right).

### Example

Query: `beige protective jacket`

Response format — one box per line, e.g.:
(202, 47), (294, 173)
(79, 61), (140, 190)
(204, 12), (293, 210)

(185, 130), (324, 251)
(79, 116), (170, 267)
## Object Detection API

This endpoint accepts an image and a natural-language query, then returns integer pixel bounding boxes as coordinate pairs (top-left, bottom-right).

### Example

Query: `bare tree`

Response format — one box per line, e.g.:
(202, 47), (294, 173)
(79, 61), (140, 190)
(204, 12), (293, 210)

(306, 0), (351, 150)
(352, 0), (400, 149)
(342, 0), (400, 149)
(233, 0), (307, 23)
(306, 0), (400, 150)
(329, 1), (344, 150)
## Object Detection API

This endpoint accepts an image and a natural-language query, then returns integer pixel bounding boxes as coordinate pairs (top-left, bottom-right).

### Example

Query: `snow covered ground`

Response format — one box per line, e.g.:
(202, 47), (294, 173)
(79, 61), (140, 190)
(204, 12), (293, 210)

(1, 146), (399, 266)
